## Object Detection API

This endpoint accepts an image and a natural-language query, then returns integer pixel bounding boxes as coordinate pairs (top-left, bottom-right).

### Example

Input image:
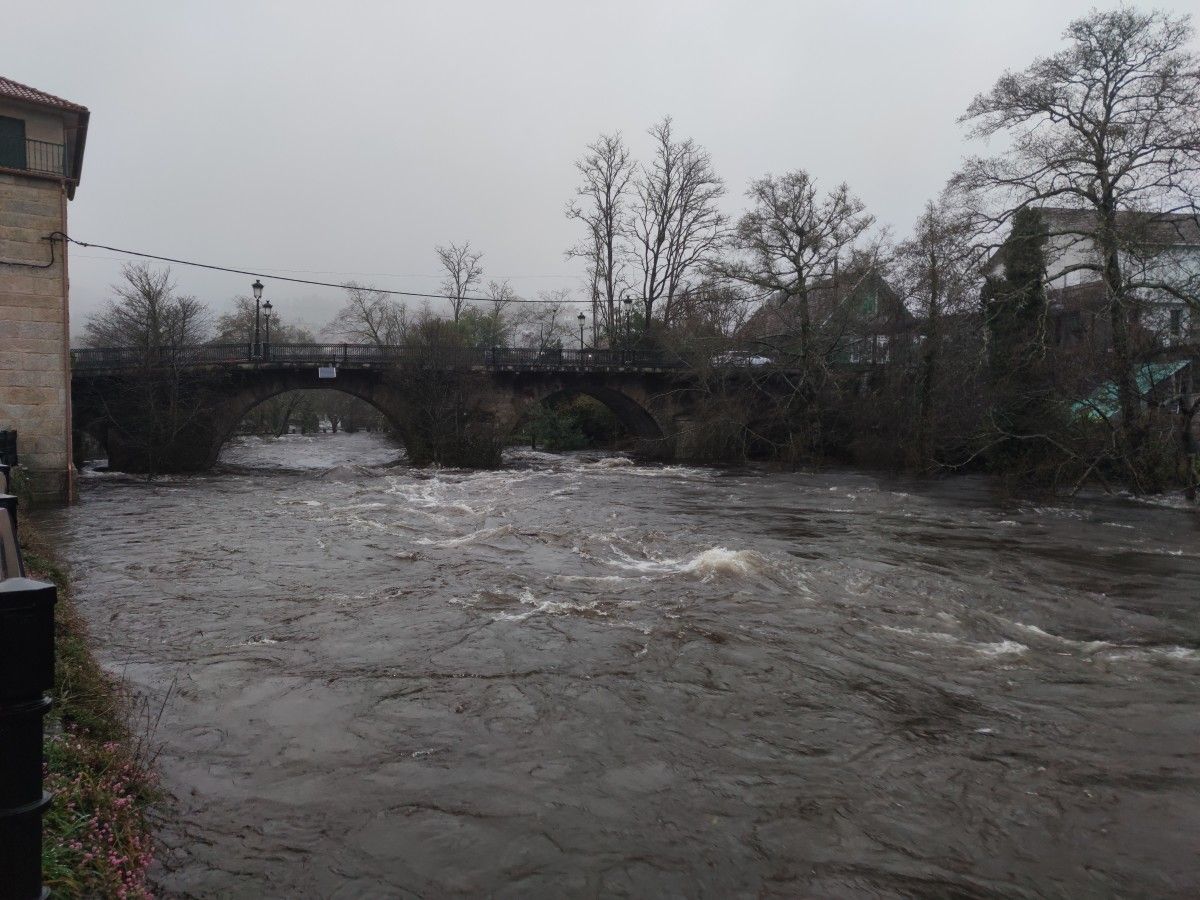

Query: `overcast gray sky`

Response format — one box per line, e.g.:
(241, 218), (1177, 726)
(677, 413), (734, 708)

(5, 1), (1196, 337)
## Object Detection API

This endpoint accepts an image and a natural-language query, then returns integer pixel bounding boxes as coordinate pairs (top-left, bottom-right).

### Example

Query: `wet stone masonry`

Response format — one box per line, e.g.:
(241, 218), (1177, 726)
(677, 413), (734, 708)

(0, 173), (73, 504)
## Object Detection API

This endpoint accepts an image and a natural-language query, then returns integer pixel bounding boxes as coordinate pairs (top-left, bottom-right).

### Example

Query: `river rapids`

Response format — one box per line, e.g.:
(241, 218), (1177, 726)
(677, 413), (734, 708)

(41, 431), (1200, 897)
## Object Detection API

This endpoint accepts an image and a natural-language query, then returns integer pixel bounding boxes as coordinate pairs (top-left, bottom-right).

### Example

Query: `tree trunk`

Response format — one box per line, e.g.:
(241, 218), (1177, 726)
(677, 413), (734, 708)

(796, 284), (811, 372)
(915, 254), (941, 469)
(1100, 222), (1142, 478)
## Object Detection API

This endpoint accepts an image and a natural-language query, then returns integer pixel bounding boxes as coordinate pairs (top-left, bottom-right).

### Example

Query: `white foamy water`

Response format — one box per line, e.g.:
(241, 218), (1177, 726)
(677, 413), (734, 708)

(972, 639), (1028, 657)
(219, 431), (405, 470)
(605, 546), (768, 580)
(491, 587), (616, 622)
(415, 524), (517, 548)
(582, 455), (636, 468)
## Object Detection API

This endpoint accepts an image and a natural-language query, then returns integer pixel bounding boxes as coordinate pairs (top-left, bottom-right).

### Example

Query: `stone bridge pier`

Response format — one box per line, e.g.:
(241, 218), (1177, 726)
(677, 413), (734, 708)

(71, 365), (701, 473)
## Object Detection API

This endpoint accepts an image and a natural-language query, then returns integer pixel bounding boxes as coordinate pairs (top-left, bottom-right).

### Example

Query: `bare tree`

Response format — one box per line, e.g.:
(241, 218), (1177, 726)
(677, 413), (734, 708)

(436, 241), (484, 323)
(80, 263), (214, 474)
(567, 132), (634, 342)
(478, 279), (518, 346)
(214, 296), (315, 346)
(896, 198), (985, 467)
(953, 7), (1200, 473)
(629, 117), (726, 329)
(719, 171), (874, 369)
(327, 282), (409, 347)
(485, 278), (517, 316)
(669, 278), (755, 344)
(514, 289), (576, 350)
(84, 263), (210, 351)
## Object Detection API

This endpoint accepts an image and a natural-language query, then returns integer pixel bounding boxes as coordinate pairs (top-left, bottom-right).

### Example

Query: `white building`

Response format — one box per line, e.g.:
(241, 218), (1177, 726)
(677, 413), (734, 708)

(987, 207), (1199, 350)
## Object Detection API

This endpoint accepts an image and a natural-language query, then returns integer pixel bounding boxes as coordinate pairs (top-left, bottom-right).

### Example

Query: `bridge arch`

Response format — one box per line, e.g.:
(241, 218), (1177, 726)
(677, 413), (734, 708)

(206, 371), (416, 469)
(500, 374), (675, 458)
(530, 385), (664, 444)
(72, 414), (113, 469)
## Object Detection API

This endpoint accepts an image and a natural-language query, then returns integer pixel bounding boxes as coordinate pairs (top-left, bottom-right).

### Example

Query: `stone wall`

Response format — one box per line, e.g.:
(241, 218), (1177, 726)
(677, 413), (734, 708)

(0, 172), (72, 503)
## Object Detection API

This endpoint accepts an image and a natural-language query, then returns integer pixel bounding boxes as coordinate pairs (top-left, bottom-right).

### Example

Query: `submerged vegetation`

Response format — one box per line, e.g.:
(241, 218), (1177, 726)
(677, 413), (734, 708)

(520, 395), (626, 453)
(21, 526), (158, 899)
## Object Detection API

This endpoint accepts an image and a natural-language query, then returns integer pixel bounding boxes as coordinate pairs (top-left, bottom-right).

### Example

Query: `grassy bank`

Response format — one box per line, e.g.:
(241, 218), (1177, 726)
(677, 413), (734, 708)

(20, 525), (158, 899)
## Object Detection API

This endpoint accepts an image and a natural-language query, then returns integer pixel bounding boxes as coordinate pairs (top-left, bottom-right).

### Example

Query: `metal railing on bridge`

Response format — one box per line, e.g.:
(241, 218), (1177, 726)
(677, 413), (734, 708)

(70, 343), (698, 373)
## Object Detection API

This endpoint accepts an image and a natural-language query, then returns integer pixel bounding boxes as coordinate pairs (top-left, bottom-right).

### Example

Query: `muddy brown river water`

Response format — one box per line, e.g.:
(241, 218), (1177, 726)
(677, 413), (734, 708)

(40, 432), (1200, 898)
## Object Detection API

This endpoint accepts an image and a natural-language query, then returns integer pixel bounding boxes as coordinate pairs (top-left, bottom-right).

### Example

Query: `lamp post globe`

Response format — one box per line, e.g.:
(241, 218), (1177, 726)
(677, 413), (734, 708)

(251, 280), (265, 360)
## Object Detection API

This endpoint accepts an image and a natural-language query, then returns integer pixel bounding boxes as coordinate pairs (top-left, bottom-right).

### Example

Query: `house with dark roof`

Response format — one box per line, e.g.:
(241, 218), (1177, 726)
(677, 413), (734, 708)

(0, 76), (90, 503)
(737, 267), (917, 365)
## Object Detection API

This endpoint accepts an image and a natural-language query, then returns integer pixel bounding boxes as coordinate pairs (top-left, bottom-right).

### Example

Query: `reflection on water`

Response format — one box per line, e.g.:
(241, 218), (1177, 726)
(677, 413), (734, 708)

(43, 433), (1200, 896)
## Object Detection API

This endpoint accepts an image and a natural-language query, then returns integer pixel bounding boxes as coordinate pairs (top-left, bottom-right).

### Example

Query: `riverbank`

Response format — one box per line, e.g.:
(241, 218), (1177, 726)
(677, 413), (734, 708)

(20, 524), (157, 898)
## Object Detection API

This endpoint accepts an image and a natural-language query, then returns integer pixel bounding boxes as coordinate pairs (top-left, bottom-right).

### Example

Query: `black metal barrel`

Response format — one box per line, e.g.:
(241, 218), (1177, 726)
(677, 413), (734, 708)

(0, 431), (17, 467)
(0, 490), (55, 899)
(0, 495), (23, 582)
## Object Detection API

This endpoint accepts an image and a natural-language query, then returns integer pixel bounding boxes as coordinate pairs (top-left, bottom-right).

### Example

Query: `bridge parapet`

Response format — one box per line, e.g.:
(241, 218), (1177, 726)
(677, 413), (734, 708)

(70, 343), (698, 375)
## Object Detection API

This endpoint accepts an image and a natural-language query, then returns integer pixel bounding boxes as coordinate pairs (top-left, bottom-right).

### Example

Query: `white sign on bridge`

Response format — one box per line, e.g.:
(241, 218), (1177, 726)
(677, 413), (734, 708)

(318, 366), (337, 379)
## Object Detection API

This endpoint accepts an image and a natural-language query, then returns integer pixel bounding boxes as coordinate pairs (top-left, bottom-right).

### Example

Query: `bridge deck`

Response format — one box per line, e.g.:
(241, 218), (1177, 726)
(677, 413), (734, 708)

(70, 343), (757, 374)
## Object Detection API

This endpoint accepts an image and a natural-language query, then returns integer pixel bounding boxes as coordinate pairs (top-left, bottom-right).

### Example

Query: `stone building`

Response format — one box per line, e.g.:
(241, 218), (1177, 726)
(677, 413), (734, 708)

(0, 76), (89, 503)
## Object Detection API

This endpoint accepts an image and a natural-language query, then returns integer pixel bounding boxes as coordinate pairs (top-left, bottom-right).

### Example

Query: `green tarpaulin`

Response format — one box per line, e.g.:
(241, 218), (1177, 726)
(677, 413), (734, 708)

(1072, 359), (1191, 420)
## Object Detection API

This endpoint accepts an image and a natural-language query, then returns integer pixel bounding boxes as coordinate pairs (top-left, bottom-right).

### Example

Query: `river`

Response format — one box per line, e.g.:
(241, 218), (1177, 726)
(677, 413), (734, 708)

(41, 431), (1200, 897)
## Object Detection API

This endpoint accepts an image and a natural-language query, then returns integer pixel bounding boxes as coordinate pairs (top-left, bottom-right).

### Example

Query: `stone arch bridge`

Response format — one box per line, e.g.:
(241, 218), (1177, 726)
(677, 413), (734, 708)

(70, 343), (751, 472)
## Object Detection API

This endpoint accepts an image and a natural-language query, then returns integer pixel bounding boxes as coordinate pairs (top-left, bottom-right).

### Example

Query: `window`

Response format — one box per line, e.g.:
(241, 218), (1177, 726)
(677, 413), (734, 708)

(0, 115), (26, 170)
(1054, 311), (1082, 346)
(1169, 308), (1183, 337)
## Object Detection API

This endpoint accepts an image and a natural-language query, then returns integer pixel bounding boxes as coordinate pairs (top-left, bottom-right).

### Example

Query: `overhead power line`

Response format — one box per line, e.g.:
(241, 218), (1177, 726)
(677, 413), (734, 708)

(55, 234), (585, 304)
(54, 233), (776, 306)
(71, 252), (577, 281)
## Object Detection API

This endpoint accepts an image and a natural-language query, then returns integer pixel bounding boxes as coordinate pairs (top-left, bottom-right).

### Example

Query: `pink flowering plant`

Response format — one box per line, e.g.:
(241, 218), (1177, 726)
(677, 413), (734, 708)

(42, 728), (157, 898)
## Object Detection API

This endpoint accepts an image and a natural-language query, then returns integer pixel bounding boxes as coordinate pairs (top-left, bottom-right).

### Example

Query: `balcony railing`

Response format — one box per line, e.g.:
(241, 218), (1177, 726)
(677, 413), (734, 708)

(26, 139), (64, 175)
(0, 139), (65, 176)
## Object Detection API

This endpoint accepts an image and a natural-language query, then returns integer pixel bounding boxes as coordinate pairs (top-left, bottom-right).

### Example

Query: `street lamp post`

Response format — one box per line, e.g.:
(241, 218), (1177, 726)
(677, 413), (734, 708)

(252, 279), (264, 359)
(623, 297), (633, 358)
(577, 312), (586, 354)
(263, 299), (273, 361)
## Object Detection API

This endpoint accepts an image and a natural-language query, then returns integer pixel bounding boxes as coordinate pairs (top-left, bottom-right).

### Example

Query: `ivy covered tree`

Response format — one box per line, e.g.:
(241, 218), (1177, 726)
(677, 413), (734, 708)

(983, 207), (1061, 477)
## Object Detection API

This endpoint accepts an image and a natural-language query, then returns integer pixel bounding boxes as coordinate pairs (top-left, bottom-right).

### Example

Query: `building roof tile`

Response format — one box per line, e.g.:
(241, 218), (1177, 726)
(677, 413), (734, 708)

(0, 75), (88, 113)
(1039, 207), (1200, 245)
